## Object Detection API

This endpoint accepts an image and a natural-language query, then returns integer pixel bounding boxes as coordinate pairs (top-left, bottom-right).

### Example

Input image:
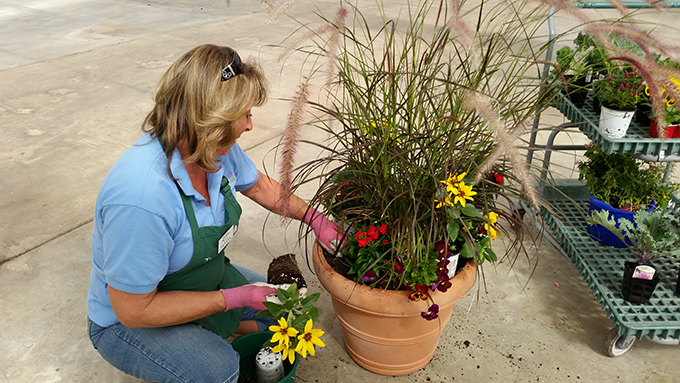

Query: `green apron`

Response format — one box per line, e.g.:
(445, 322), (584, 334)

(157, 176), (248, 339)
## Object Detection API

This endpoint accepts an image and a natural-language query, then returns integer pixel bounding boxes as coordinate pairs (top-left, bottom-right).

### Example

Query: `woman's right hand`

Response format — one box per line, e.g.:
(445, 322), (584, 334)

(303, 207), (345, 252)
(220, 285), (277, 311)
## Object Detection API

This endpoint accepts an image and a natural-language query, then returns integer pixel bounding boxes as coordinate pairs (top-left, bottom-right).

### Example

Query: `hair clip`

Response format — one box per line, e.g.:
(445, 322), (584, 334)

(221, 49), (243, 82)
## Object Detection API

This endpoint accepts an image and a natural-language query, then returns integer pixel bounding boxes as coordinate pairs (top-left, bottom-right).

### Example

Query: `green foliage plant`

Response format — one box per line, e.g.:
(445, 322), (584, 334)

(577, 145), (677, 211)
(589, 207), (680, 264)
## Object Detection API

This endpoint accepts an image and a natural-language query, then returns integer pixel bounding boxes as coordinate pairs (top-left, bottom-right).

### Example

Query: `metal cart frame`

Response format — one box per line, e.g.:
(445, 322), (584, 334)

(527, 1), (680, 357)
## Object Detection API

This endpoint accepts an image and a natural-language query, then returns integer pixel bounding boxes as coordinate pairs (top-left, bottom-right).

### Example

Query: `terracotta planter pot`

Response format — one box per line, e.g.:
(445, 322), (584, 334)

(312, 241), (477, 375)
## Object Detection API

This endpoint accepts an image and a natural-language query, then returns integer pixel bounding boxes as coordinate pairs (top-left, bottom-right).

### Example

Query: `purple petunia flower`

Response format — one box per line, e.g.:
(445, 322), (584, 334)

(360, 270), (377, 283)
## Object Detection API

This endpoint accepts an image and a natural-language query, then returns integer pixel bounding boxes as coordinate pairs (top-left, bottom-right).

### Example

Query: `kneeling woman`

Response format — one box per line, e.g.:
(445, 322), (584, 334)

(87, 44), (340, 382)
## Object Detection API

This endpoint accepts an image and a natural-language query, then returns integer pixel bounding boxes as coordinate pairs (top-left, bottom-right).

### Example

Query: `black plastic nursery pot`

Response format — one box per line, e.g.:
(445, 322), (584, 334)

(563, 75), (590, 108)
(621, 261), (659, 304)
(231, 331), (298, 383)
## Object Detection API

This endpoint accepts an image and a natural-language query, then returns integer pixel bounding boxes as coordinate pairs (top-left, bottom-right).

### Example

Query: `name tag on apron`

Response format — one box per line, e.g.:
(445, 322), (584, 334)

(218, 225), (238, 254)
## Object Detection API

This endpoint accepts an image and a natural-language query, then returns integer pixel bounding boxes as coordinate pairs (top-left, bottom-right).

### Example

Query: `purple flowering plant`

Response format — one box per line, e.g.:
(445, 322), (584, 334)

(593, 67), (643, 111)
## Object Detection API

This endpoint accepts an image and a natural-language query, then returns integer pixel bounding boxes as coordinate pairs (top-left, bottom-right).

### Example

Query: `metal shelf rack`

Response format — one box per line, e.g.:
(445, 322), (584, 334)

(527, 1), (680, 357)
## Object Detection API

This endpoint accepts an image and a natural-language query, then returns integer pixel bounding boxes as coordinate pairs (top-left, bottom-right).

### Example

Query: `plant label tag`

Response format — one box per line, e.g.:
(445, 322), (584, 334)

(218, 225), (237, 254)
(632, 265), (655, 280)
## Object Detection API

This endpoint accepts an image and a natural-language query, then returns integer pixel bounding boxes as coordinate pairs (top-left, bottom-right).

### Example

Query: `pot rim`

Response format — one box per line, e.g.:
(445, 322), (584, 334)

(311, 240), (477, 314)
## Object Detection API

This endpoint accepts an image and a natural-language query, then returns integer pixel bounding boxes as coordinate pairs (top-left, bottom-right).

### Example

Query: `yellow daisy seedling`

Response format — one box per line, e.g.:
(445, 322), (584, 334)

(269, 317), (299, 346)
(295, 319), (326, 358)
(258, 284), (324, 362)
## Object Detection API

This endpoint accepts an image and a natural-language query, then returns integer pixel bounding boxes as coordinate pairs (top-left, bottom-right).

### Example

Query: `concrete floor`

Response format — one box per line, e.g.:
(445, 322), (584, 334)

(2, 1), (680, 382)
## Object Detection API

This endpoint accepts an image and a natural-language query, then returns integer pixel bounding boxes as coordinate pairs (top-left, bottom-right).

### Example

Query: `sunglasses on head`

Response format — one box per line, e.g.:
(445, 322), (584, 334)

(220, 49), (242, 82)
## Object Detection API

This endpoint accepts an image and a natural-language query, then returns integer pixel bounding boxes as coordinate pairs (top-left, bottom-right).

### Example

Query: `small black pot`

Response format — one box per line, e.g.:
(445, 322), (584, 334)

(563, 75), (590, 108)
(591, 94), (601, 114)
(635, 103), (652, 126)
(622, 261), (659, 304)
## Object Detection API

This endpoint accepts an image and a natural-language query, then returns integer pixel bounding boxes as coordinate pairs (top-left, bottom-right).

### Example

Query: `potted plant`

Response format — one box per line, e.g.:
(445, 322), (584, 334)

(233, 284), (324, 383)
(276, 0), (559, 375)
(589, 207), (680, 304)
(592, 66), (644, 138)
(647, 68), (680, 138)
(577, 144), (677, 247)
(553, 32), (600, 107)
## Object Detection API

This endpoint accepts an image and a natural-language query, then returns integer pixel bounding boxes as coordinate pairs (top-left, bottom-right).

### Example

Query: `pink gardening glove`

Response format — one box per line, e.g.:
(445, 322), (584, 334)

(303, 207), (344, 253)
(220, 285), (277, 311)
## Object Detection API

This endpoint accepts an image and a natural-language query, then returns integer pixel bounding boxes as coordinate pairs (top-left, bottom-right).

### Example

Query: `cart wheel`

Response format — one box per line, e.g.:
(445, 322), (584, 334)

(604, 328), (635, 357)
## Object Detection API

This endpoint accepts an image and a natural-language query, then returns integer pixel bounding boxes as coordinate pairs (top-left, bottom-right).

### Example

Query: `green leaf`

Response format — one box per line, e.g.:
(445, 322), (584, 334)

(301, 293), (321, 312)
(277, 287), (291, 302)
(284, 299), (295, 311)
(256, 310), (275, 319)
(460, 241), (473, 259)
(292, 313), (312, 330)
(261, 301), (284, 318)
(306, 306), (320, 323)
(287, 284), (300, 300)
(446, 221), (460, 241)
(461, 203), (483, 218)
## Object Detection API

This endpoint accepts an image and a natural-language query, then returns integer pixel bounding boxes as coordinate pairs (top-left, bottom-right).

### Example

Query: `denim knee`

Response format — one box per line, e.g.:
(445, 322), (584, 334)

(88, 318), (240, 383)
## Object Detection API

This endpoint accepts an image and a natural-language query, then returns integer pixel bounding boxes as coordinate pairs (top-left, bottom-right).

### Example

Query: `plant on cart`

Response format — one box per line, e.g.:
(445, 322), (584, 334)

(593, 67), (644, 112)
(577, 145), (676, 211)
(589, 207), (680, 265)
(590, 207), (680, 304)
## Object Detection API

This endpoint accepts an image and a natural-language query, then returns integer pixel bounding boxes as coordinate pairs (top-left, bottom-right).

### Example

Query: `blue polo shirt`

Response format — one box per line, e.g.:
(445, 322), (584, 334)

(87, 133), (259, 327)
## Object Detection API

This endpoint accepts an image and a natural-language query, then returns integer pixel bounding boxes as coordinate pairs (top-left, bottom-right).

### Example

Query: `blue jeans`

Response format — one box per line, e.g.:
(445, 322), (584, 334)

(88, 266), (276, 383)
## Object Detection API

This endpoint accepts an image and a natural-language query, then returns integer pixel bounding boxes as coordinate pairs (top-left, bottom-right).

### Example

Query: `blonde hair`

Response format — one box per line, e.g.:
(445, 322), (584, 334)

(142, 44), (268, 174)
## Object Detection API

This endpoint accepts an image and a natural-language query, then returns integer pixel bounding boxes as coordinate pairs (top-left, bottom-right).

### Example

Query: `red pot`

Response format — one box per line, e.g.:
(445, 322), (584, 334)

(649, 120), (680, 138)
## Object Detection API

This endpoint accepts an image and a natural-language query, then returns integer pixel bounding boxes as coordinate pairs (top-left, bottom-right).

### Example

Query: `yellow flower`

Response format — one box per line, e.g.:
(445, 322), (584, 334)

(452, 181), (477, 207)
(484, 211), (500, 240)
(671, 77), (680, 89)
(269, 317), (299, 347)
(272, 338), (296, 364)
(435, 196), (454, 208)
(295, 319), (326, 358)
(441, 172), (466, 195)
(666, 95), (675, 107)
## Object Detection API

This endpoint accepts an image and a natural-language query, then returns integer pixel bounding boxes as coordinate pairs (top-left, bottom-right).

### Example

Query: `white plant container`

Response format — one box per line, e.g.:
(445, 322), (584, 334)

(599, 105), (635, 138)
(255, 347), (284, 383)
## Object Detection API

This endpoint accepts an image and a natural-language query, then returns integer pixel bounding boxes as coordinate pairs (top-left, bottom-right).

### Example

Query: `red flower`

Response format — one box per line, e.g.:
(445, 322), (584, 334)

(437, 280), (452, 293)
(382, 239), (388, 245)
(410, 291), (426, 301)
(421, 304), (439, 321)
(357, 238), (368, 247)
(378, 224), (388, 235)
(409, 284), (429, 301)
(367, 226), (379, 241)
(394, 255), (404, 274)
(493, 173), (504, 184)
(434, 240), (451, 260)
